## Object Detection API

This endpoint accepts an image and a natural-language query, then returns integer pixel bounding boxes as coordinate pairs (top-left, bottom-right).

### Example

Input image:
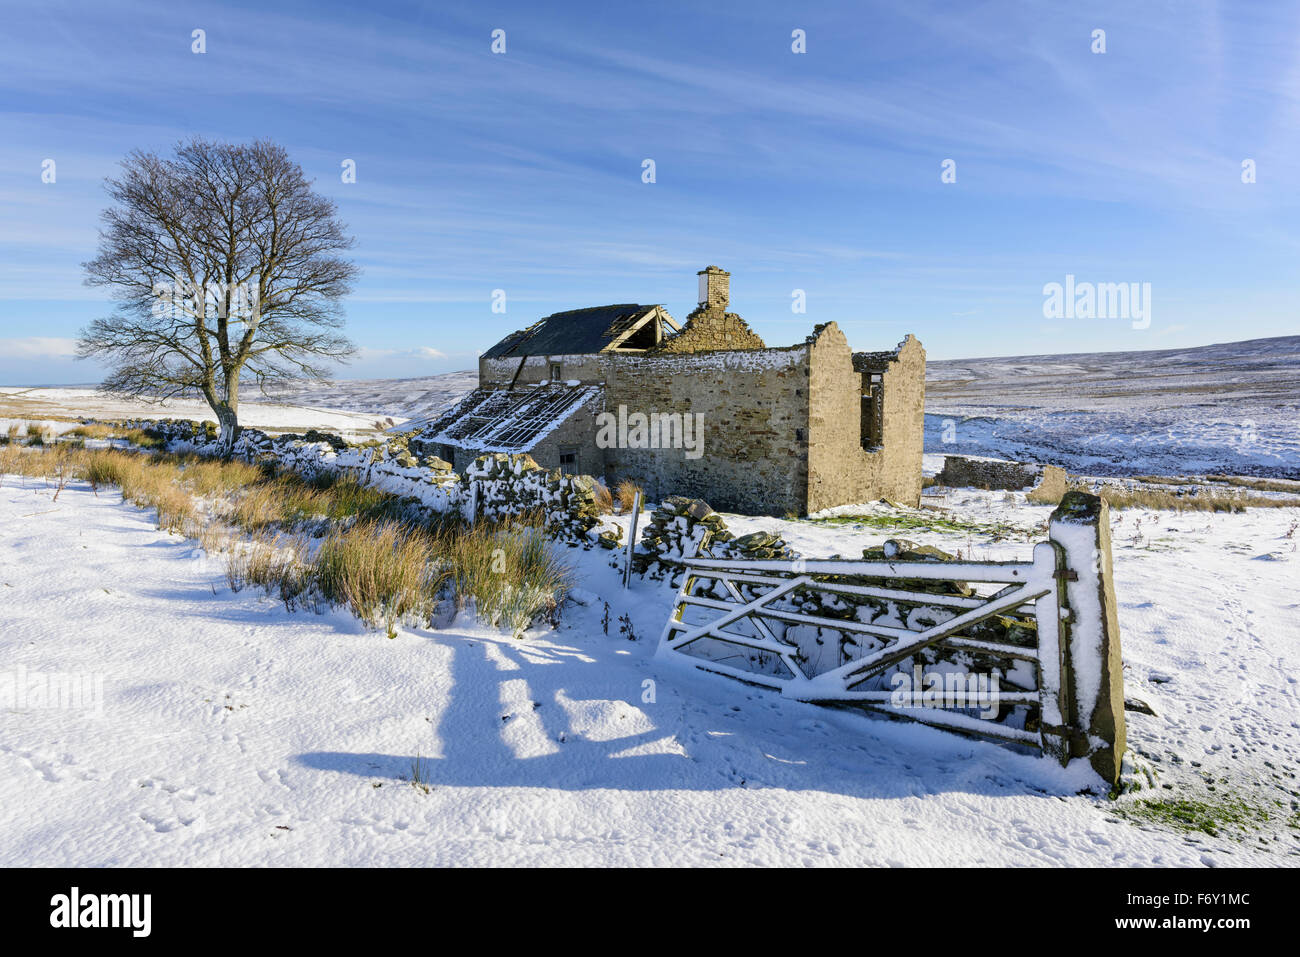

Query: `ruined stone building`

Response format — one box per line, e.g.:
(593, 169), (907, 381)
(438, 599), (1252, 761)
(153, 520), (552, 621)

(414, 266), (925, 516)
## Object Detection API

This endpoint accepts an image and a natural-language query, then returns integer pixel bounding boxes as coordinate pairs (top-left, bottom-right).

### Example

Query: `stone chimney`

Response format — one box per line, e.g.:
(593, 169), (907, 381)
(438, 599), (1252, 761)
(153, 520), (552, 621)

(660, 265), (765, 354)
(697, 266), (730, 313)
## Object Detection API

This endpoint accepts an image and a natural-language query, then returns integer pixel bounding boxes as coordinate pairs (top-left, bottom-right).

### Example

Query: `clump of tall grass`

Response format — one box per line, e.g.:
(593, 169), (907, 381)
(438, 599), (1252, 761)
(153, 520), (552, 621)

(17, 446), (195, 530)
(177, 456), (265, 497)
(307, 471), (407, 523)
(445, 516), (572, 638)
(225, 532), (312, 610)
(117, 427), (166, 449)
(225, 482), (283, 532)
(592, 480), (614, 514)
(68, 423), (114, 440)
(314, 521), (449, 637)
(149, 482), (197, 532)
(214, 469), (403, 534)
(1, 443), (77, 481)
(84, 449), (145, 492)
(198, 521), (234, 555)
(0, 444), (22, 478)
(616, 479), (643, 513)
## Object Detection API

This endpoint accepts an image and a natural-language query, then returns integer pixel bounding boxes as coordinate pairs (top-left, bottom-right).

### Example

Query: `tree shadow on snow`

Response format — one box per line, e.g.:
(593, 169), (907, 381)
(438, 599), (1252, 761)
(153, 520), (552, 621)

(295, 631), (1085, 800)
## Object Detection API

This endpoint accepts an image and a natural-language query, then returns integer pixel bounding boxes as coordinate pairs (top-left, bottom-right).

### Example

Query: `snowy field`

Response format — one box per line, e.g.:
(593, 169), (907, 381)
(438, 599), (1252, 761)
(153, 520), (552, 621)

(262, 371), (479, 430)
(3, 471), (1297, 866)
(0, 387), (406, 439)
(0, 372), (479, 440)
(927, 335), (1300, 478)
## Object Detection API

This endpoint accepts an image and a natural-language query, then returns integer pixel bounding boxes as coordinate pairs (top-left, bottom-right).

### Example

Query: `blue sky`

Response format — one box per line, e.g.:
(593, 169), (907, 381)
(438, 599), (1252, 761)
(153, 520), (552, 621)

(2, 0), (1298, 384)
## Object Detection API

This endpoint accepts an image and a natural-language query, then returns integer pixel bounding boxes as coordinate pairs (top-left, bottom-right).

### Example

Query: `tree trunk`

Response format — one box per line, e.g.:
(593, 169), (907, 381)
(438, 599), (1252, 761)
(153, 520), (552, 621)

(214, 400), (239, 456)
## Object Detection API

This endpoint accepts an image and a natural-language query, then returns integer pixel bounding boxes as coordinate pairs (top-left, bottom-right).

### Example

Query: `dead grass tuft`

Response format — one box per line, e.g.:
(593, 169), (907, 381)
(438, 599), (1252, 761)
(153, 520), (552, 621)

(615, 479), (643, 513)
(592, 480), (614, 514)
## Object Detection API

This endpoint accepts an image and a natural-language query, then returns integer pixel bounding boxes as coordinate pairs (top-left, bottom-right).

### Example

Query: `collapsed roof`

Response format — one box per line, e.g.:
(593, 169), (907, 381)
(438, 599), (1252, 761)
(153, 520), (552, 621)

(417, 383), (602, 453)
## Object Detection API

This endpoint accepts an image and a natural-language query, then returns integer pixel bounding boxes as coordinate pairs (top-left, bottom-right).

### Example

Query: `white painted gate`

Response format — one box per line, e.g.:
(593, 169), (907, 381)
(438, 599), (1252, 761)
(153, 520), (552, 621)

(655, 493), (1130, 784)
(658, 545), (1071, 755)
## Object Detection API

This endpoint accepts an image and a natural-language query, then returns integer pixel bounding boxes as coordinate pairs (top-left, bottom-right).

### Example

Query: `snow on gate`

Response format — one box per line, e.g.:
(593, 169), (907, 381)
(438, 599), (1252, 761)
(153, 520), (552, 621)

(657, 491), (1129, 786)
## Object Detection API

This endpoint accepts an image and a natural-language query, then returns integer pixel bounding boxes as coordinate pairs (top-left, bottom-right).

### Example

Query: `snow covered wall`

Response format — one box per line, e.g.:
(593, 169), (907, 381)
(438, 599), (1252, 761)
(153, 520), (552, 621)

(132, 419), (609, 545)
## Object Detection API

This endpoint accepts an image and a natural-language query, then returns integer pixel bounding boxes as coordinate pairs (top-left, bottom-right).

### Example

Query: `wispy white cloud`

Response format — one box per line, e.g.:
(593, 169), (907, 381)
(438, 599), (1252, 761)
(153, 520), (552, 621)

(0, 336), (80, 358)
(354, 346), (453, 362)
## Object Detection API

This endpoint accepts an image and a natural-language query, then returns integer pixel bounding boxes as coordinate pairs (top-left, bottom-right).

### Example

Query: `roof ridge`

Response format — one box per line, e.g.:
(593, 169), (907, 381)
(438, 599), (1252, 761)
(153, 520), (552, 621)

(542, 303), (650, 318)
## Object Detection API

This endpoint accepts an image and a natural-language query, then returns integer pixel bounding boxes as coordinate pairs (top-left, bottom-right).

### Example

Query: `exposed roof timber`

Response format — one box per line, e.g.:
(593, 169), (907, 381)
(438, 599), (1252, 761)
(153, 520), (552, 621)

(603, 306), (664, 352)
(420, 384), (603, 453)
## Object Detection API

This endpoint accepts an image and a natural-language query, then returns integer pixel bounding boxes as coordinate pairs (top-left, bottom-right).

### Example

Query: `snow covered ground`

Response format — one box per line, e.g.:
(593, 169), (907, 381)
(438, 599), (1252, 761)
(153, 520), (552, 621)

(0, 387), (404, 438)
(3, 336), (1297, 866)
(3, 472), (1297, 866)
(927, 335), (1300, 478)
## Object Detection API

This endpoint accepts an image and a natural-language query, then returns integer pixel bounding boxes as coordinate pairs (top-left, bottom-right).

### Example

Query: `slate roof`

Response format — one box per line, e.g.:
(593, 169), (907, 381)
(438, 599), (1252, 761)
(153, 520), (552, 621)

(482, 304), (658, 359)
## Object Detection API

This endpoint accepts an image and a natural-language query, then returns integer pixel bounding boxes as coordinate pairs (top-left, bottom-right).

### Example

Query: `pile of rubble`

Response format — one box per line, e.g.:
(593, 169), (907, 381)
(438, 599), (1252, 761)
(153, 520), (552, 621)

(629, 496), (795, 583)
(716, 529), (796, 562)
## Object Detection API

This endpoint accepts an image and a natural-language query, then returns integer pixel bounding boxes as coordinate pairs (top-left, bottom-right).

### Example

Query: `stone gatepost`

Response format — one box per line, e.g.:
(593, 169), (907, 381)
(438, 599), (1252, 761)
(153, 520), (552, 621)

(1047, 491), (1127, 787)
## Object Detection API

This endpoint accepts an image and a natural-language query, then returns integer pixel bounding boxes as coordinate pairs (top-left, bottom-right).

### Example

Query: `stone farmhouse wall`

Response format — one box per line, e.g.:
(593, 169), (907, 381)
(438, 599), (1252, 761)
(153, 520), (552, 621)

(485, 347), (809, 515)
(475, 322), (925, 516)
(597, 346), (809, 514)
(806, 327), (925, 512)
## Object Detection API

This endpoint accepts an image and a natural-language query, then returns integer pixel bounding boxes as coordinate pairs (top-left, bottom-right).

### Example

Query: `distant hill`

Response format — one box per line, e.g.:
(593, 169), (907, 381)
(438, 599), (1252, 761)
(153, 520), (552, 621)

(263, 371), (479, 427)
(924, 336), (1300, 478)
(927, 335), (1300, 411)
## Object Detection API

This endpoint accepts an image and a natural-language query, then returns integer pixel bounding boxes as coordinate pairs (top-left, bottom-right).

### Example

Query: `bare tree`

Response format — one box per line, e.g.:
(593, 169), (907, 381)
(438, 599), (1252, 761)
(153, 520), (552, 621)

(79, 138), (358, 449)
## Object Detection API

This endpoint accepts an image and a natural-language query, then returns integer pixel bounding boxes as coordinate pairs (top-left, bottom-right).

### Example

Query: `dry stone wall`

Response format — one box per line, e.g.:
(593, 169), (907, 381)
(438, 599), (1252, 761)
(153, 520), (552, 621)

(936, 456), (1068, 501)
(134, 419), (611, 545)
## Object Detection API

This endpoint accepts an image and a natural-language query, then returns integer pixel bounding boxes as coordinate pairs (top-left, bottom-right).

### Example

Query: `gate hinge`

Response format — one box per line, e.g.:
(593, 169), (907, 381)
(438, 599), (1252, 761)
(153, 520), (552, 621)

(1053, 569), (1079, 581)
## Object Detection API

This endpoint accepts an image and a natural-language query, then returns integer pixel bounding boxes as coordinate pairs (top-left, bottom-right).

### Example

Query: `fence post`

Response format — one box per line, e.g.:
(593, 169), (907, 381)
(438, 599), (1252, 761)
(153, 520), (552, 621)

(1047, 491), (1127, 788)
(465, 480), (479, 525)
(623, 490), (643, 588)
(1032, 541), (1072, 766)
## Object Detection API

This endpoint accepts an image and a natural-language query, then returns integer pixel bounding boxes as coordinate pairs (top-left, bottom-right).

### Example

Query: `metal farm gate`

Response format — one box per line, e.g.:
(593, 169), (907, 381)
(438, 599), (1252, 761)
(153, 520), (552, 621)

(655, 492), (1129, 784)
